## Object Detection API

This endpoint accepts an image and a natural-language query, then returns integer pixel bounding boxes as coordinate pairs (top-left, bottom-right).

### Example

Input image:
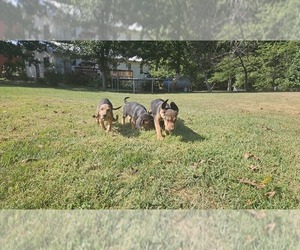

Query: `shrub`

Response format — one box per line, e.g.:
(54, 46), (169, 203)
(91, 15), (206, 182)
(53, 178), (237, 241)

(64, 72), (91, 86)
(44, 71), (64, 86)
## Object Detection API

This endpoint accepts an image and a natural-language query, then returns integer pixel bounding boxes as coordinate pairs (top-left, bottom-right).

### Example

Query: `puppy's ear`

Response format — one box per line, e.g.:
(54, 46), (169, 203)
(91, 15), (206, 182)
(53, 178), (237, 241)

(170, 102), (179, 112)
(161, 99), (169, 110)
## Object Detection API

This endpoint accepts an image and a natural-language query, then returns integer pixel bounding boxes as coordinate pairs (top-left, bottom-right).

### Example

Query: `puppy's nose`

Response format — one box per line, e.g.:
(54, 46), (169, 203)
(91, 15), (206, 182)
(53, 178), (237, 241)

(167, 124), (175, 131)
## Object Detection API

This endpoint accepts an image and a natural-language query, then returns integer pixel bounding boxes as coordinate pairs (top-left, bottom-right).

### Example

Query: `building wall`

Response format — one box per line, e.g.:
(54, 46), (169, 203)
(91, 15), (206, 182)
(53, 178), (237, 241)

(72, 57), (149, 79)
(24, 50), (149, 80)
(117, 60), (149, 79)
(25, 50), (65, 78)
(25, 51), (46, 78)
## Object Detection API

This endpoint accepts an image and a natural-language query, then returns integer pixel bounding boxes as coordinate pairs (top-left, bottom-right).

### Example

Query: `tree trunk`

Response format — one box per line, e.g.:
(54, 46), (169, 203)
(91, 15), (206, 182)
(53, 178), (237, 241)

(98, 58), (108, 91)
(237, 54), (248, 91)
(204, 72), (212, 92)
(101, 73), (107, 91)
(227, 76), (232, 91)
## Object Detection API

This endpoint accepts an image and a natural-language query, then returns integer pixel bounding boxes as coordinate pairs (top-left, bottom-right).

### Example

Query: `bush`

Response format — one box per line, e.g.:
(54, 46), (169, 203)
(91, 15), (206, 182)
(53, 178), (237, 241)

(44, 71), (64, 86)
(64, 72), (91, 86)
(140, 79), (159, 92)
(88, 78), (101, 88)
(2, 61), (25, 80)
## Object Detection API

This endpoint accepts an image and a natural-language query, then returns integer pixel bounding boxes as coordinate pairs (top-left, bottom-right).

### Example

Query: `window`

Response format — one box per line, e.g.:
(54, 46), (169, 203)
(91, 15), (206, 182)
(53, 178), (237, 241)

(43, 57), (50, 67)
(140, 64), (143, 74)
(43, 57), (50, 64)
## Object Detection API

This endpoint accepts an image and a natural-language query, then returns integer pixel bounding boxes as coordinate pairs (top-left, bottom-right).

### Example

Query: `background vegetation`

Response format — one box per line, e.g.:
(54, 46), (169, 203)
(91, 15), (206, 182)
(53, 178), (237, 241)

(2, 40), (300, 92)
(2, 0), (300, 40)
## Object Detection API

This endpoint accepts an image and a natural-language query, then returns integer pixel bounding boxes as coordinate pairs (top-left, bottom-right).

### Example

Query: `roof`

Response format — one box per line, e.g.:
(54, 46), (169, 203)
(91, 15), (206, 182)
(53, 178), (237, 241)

(128, 56), (143, 62)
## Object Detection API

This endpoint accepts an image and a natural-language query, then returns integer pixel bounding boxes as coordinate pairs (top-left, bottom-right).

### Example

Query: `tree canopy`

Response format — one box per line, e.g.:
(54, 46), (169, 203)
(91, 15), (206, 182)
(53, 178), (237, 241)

(2, 0), (300, 40)
(1, 40), (300, 91)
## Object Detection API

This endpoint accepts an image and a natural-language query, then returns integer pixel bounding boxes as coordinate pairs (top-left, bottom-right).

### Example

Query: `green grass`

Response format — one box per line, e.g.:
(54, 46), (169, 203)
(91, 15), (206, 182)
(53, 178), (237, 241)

(1, 210), (300, 249)
(0, 84), (300, 209)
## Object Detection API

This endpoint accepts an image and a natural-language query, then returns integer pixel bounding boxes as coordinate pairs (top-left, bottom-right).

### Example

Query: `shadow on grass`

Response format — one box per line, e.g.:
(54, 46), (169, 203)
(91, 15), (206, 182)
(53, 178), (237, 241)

(0, 81), (198, 94)
(115, 123), (141, 138)
(0, 81), (204, 94)
(173, 118), (205, 142)
(0, 80), (100, 92)
(115, 118), (205, 142)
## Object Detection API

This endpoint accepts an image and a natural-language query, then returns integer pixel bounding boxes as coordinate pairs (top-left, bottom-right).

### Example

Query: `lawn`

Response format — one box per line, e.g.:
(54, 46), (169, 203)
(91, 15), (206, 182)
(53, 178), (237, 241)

(0, 83), (299, 209)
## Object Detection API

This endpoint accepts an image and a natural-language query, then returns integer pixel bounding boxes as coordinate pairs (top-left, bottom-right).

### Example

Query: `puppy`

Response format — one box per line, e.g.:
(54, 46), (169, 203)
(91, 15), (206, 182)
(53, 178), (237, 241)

(95, 98), (121, 132)
(150, 99), (179, 140)
(122, 97), (154, 130)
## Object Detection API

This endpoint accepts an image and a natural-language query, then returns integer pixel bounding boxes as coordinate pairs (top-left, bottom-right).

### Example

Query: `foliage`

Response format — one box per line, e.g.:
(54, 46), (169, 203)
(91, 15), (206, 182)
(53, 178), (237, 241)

(0, 41), (47, 80)
(210, 41), (300, 91)
(2, 40), (300, 91)
(44, 71), (63, 86)
(3, 0), (300, 41)
(1, 60), (24, 80)
(64, 71), (91, 86)
(212, 55), (237, 80)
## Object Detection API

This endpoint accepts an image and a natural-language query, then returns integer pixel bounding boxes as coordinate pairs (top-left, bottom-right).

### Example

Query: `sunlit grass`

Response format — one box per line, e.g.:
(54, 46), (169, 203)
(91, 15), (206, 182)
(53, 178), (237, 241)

(0, 84), (299, 209)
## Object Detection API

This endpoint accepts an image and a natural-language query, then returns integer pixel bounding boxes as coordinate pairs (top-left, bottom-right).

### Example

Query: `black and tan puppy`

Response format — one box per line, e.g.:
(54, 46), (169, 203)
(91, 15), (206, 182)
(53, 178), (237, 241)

(122, 97), (154, 130)
(95, 98), (121, 132)
(150, 99), (179, 140)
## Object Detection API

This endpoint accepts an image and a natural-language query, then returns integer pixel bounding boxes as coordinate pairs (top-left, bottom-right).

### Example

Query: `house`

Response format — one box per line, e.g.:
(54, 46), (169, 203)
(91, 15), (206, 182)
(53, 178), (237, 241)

(71, 56), (149, 79)
(109, 56), (154, 92)
(25, 50), (149, 82)
(25, 45), (72, 79)
(114, 56), (149, 79)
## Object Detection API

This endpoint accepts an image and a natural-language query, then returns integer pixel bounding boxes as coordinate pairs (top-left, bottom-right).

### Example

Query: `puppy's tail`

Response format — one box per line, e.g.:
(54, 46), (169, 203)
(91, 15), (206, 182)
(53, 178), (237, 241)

(113, 114), (119, 122)
(124, 96), (130, 103)
(113, 106), (122, 110)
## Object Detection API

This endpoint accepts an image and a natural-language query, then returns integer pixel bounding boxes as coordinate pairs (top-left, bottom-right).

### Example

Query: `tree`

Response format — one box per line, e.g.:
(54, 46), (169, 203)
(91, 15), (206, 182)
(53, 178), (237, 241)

(0, 41), (47, 79)
(246, 41), (300, 91)
(211, 54), (240, 91)
(223, 41), (259, 91)
(66, 41), (134, 90)
(1, 0), (73, 39)
(184, 41), (225, 91)
(284, 41), (300, 90)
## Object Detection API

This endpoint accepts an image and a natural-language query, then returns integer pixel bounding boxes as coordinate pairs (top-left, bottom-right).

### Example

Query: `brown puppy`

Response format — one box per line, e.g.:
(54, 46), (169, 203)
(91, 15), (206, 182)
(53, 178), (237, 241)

(150, 99), (179, 140)
(95, 98), (121, 132)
